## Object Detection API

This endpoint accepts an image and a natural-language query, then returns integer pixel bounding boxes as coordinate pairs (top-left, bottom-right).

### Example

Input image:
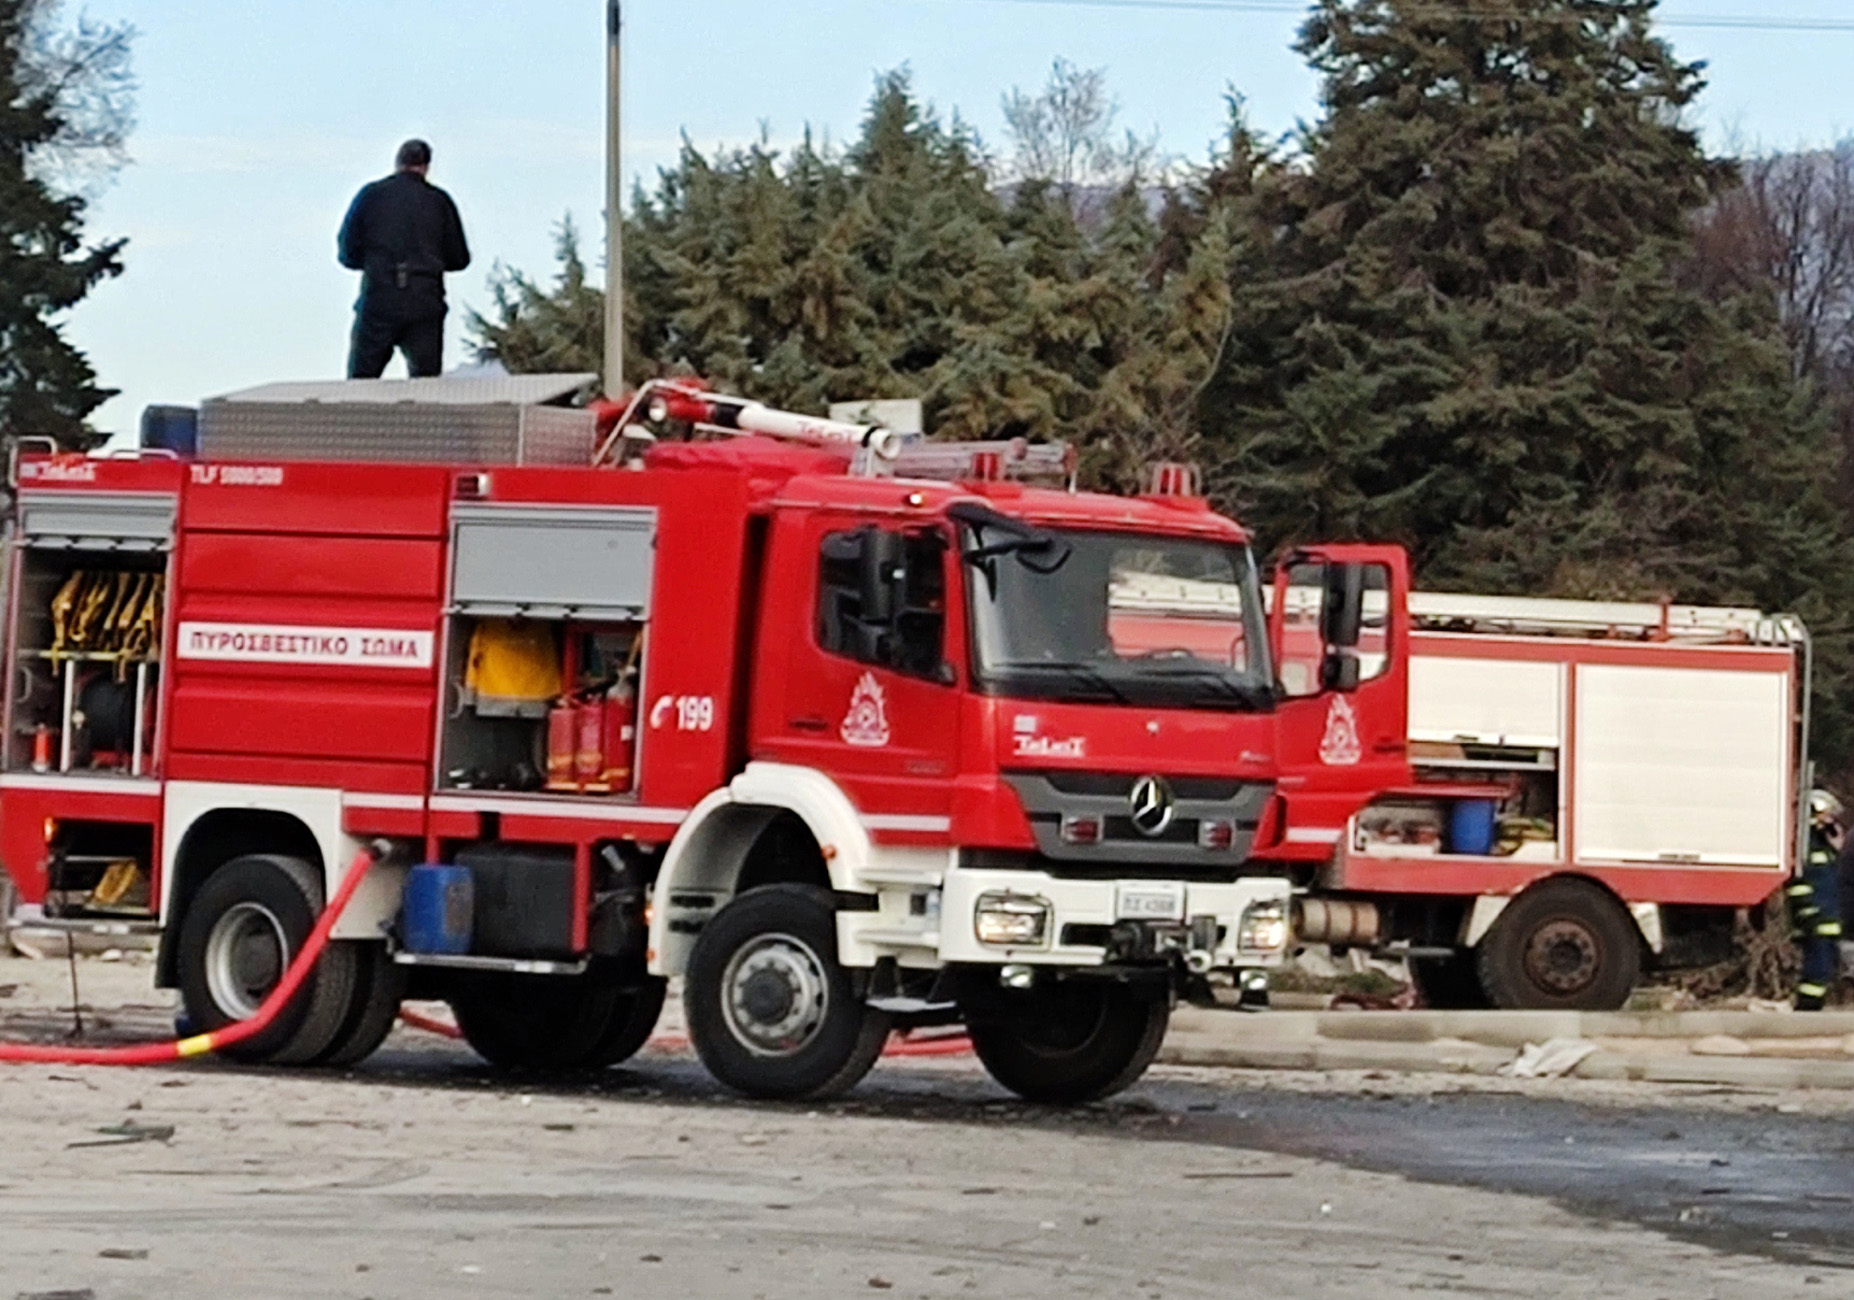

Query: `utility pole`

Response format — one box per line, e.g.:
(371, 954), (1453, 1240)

(603, 0), (625, 396)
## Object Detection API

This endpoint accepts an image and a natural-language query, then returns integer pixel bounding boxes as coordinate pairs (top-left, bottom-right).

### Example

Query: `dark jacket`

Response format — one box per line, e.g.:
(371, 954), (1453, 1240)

(337, 171), (470, 314)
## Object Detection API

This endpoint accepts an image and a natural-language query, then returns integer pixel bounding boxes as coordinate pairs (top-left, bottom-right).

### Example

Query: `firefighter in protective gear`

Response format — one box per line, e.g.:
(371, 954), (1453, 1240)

(1791, 789), (1846, 1010)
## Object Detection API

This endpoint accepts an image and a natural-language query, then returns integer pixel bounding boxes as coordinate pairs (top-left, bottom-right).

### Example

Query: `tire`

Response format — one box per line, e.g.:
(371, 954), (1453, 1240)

(316, 943), (407, 1068)
(449, 973), (622, 1071)
(175, 854), (359, 1065)
(965, 979), (1170, 1105)
(684, 884), (891, 1101)
(581, 976), (668, 1068)
(1476, 879), (1641, 1011)
(1408, 951), (1490, 1009)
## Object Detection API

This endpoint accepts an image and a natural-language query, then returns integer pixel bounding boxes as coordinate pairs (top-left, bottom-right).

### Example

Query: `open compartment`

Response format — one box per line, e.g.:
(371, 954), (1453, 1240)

(436, 500), (657, 797)
(6, 546), (169, 780)
(437, 615), (644, 795)
(1357, 763), (1561, 860)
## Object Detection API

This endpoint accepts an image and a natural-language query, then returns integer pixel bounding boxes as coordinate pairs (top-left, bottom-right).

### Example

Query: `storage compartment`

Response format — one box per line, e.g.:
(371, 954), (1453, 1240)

(6, 548), (168, 778)
(437, 615), (643, 794)
(43, 822), (156, 919)
(454, 844), (577, 958)
(1357, 767), (1560, 860)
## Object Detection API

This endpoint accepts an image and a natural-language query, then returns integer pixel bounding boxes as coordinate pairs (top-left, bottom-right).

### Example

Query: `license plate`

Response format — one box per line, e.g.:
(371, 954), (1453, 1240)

(1116, 882), (1186, 921)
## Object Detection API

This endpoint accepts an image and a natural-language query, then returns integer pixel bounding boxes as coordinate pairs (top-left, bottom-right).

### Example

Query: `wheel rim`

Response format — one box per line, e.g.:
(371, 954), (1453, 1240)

(204, 901), (289, 1020)
(1524, 918), (1600, 996)
(719, 931), (829, 1058)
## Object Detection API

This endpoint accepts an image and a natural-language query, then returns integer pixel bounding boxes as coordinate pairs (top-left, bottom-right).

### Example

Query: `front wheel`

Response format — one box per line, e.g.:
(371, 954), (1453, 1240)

(965, 978), (1170, 1104)
(684, 884), (890, 1100)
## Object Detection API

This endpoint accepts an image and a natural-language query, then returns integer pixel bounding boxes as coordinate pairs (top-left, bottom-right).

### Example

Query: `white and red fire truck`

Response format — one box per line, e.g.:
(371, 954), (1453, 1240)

(1282, 590), (1809, 1010)
(0, 379), (1365, 1102)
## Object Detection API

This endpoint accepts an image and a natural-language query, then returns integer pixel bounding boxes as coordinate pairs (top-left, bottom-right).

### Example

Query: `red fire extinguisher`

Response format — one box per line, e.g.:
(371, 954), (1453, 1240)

(601, 678), (637, 793)
(545, 697), (579, 792)
(575, 694), (608, 792)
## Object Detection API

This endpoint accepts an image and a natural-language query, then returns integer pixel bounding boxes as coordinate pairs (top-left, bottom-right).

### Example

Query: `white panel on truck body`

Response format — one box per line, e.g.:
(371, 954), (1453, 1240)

(1409, 653), (1562, 747)
(1573, 664), (1789, 867)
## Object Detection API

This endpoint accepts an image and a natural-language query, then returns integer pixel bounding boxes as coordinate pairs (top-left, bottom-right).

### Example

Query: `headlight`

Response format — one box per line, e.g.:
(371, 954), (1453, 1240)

(975, 892), (1051, 947)
(1237, 899), (1290, 954)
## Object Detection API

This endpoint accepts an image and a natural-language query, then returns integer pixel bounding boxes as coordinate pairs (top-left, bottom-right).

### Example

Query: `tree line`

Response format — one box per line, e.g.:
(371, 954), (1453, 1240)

(475, 1), (1854, 762)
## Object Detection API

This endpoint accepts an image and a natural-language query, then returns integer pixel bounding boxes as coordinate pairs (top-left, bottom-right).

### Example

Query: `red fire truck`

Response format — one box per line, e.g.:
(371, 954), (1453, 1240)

(0, 378), (1399, 1103)
(1280, 589), (1809, 1010)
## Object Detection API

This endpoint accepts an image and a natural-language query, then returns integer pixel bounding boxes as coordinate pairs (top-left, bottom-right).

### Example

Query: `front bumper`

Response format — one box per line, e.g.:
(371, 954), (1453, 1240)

(933, 867), (1293, 969)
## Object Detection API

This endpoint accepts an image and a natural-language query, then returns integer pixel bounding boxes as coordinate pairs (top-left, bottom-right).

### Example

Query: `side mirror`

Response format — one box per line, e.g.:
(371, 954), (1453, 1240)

(1321, 563), (1366, 649)
(1321, 650), (1362, 693)
(858, 528), (905, 626)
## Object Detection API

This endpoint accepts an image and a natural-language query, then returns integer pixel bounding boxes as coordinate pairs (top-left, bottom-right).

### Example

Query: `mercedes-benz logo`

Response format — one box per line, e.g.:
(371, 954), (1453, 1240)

(1129, 775), (1175, 838)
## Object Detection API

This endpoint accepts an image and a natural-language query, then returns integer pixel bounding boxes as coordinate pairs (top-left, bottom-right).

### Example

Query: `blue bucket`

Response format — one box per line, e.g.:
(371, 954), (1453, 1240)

(1448, 800), (1498, 856)
(401, 863), (474, 955)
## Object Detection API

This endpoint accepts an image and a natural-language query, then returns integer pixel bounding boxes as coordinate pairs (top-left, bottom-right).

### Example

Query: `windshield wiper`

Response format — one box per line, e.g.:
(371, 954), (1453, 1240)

(999, 661), (1131, 704)
(1134, 664), (1276, 709)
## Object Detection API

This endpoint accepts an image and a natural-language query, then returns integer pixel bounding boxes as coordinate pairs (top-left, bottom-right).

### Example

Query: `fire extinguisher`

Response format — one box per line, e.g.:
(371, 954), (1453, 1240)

(601, 676), (637, 793)
(545, 697), (579, 791)
(575, 694), (609, 793)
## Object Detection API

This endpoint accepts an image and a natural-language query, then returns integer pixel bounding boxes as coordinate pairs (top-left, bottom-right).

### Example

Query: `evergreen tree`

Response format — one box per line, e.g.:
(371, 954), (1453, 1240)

(0, 0), (130, 449)
(1208, 0), (1854, 758)
(468, 216), (606, 376)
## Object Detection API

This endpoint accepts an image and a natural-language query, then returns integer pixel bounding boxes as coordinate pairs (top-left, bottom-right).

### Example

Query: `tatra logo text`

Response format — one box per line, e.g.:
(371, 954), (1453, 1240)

(177, 622), (433, 669)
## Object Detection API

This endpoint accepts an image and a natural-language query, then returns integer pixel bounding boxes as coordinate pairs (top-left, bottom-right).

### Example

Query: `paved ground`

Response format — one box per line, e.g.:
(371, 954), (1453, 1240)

(3, 956), (1854, 1298)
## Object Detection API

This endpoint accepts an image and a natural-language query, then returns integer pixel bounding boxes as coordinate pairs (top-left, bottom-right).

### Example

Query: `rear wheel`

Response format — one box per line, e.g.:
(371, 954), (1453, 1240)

(581, 976), (668, 1068)
(449, 973), (622, 1071)
(175, 854), (359, 1065)
(965, 978), (1169, 1104)
(317, 944), (407, 1068)
(1477, 880), (1641, 1011)
(685, 884), (891, 1100)
(1408, 951), (1490, 1010)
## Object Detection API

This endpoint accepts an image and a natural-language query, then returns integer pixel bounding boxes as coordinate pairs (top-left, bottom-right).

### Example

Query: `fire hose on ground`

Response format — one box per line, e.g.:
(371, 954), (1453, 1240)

(0, 844), (381, 1066)
(0, 840), (971, 1066)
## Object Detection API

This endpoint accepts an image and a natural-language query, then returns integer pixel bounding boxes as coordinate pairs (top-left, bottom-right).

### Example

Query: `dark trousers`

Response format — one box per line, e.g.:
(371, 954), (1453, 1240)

(348, 307), (445, 379)
(1792, 856), (1844, 1008)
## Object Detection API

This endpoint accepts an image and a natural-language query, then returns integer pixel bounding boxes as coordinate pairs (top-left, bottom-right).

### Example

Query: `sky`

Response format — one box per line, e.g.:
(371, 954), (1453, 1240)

(49, 0), (1854, 439)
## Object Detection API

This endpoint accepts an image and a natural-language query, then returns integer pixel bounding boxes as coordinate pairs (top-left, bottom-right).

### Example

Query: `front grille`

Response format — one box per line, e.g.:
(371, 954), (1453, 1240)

(1036, 770), (1247, 801)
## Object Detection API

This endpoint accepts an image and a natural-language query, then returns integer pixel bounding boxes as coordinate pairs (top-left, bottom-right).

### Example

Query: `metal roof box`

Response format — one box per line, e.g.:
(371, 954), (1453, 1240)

(198, 373), (600, 466)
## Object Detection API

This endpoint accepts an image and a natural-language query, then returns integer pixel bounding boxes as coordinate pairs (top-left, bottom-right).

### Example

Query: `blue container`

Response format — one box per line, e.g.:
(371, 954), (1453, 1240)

(401, 863), (474, 955)
(1448, 800), (1498, 856)
(139, 405), (198, 456)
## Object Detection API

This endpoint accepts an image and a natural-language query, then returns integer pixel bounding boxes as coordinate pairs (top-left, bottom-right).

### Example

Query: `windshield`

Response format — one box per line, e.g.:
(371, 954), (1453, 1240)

(962, 521), (1274, 712)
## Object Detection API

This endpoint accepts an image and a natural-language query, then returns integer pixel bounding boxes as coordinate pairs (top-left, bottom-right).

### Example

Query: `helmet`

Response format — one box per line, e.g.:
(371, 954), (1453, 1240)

(1810, 789), (1845, 826)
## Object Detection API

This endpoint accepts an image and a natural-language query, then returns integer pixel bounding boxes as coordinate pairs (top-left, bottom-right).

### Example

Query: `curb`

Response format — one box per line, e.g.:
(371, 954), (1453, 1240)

(1159, 1007), (1854, 1090)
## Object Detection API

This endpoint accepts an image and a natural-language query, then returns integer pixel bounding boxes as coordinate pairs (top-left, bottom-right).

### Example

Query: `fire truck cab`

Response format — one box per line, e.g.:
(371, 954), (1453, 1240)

(0, 379), (1377, 1102)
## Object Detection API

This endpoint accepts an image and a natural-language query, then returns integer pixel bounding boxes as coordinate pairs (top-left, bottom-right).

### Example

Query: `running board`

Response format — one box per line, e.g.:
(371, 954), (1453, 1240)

(390, 951), (589, 976)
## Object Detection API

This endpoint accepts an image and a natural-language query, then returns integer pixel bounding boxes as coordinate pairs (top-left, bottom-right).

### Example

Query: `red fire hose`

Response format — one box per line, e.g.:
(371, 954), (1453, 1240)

(0, 846), (379, 1066)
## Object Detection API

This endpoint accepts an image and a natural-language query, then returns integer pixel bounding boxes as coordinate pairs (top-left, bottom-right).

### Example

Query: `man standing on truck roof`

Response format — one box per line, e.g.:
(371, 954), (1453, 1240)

(337, 139), (471, 379)
(1791, 790), (1846, 1010)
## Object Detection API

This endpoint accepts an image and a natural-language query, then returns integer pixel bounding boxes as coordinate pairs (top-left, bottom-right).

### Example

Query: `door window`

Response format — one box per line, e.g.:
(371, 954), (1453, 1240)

(817, 526), (949, 681)
(1277, 561), (1392, 698)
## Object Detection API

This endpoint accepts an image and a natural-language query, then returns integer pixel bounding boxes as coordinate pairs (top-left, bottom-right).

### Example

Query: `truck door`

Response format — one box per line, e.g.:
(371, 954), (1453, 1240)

(1269, 545), (1412, 859)
(756, 517), (961, 827)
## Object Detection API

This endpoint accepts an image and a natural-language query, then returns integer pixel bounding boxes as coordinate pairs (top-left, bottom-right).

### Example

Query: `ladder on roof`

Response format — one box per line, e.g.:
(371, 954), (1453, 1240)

(1409, 591), (1805, 647)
